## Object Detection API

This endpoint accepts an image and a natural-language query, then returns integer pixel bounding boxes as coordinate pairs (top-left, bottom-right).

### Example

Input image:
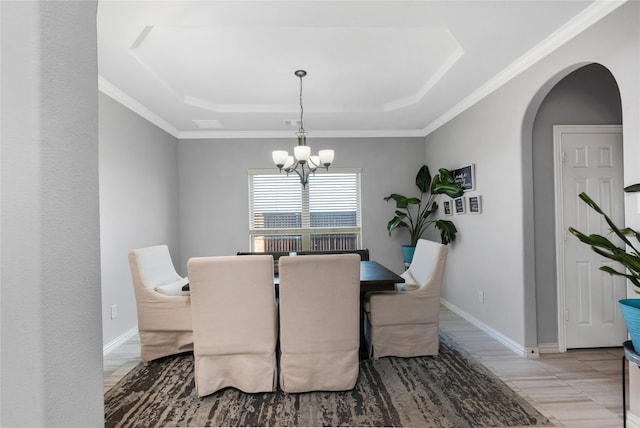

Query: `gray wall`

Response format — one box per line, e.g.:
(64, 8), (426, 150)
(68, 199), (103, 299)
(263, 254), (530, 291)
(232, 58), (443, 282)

(424, 2), (640, 349)
(99, 93), (181, 345)
(532, 64), (622, 345)
(178, 137), (426, 274)
(1, 2), (103, 425)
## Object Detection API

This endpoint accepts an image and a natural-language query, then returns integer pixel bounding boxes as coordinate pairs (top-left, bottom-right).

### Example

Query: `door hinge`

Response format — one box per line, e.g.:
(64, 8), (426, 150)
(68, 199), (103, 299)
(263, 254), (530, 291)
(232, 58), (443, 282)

(561, 151), (567, 163)
(565, 309), (569, 322)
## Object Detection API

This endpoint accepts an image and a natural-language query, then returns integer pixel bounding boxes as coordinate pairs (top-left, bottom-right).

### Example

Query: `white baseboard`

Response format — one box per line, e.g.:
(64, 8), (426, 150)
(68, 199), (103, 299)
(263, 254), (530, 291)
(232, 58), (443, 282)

(627, 410), (640, 428)
(441, 299), (531, 358)
(103, 326), (138, 356)
(538, 342), (561, 354)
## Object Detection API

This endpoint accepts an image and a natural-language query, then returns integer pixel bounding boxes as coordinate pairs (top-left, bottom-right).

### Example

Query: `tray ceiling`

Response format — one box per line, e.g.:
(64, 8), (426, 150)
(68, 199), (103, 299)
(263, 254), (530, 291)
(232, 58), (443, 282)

(97, 1), (622, 139)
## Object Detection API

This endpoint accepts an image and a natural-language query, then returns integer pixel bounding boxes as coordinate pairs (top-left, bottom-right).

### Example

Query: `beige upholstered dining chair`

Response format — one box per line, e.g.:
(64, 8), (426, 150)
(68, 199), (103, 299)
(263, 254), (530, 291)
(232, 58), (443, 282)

(278, 254), (360, 393)
(187, 255), (278, 396)
(365, 239), (447, 359)
(128, 245), (193, 362)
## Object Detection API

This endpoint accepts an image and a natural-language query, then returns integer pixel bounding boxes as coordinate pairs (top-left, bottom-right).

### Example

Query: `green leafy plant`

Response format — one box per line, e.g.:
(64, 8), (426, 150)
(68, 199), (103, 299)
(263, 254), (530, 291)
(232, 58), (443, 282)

(568, 192), (640, 290)
(385, 165), (464, 246)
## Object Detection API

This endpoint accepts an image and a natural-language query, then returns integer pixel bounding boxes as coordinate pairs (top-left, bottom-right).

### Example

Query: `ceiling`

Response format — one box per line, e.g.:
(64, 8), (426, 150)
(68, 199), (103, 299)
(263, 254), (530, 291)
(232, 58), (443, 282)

(97, 1), (622, 140)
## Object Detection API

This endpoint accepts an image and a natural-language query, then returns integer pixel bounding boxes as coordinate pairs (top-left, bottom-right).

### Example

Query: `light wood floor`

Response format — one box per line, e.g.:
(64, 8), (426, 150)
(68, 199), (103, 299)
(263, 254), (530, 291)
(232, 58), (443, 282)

(104, 306), (626, 427)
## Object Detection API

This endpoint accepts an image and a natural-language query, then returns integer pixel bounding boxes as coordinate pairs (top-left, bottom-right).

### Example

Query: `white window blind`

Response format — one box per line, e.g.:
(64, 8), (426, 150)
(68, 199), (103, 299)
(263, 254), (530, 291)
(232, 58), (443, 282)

(309, 173), (360, 228)
(250, 174), (302, 230)
(248, 169), (362, 251)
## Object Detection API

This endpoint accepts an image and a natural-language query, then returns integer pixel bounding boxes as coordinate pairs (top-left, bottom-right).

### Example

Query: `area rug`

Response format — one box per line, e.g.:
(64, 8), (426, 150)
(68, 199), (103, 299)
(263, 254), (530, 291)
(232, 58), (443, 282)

(104, 332), (552, 427)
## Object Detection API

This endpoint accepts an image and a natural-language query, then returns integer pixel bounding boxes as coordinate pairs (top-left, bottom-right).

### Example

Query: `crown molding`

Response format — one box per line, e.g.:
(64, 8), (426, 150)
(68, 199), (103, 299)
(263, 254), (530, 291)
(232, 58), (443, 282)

(99, 77), (423, 139)
(98, 76), (180, 138)
(422, 0), (628, 136)
(177, 129), (426, 140)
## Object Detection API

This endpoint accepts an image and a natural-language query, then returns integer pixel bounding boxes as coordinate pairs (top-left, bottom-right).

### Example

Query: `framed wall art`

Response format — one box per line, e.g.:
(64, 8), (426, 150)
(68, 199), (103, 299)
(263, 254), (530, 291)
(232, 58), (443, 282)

(468, 195), (482, 214)
(443, 200), (453, 216)
(452, 164), (475, 192)
(454, 197), (466, 214)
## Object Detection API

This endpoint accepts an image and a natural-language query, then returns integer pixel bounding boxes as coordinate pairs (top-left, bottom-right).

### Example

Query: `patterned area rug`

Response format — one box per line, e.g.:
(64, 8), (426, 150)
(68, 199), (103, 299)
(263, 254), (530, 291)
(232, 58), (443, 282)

(104, 333), (552, 427)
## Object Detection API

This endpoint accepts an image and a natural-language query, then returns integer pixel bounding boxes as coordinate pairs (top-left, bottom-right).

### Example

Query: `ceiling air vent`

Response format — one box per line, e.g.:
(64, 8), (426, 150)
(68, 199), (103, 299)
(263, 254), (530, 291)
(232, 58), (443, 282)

(193, 119), (223, 129)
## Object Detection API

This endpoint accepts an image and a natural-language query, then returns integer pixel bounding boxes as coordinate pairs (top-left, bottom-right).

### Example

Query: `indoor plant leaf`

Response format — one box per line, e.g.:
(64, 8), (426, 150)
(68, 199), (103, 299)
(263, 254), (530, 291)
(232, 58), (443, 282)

(568, 228), (621, 251)
(435, 219), (458, 245)
(384, 194), (421, 208)
(432, 169), (464, 199)
(437, 168), (456, 184)
(578, 192), (639, 253)
(384, 194), (409, 209)
(433, 182), (464, 199)
(600, 265), (640, 288)
(621, 227), (640, 247)
(387, 217), (409, 233)
(415, 165), (432, 194)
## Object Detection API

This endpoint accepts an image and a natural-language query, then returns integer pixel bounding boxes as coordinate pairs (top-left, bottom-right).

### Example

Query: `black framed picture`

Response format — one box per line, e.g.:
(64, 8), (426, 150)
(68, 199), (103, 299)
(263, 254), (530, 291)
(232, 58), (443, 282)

(469, 195), (482, 214)
(452, 164), (475, 192)
(443, 200), (453, 216)
(454, 197), (466, 214)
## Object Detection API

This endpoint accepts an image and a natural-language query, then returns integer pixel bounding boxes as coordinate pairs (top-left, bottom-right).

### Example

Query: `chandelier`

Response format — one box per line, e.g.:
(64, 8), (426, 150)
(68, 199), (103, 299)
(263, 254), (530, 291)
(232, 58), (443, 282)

(272, 70), (334, 188)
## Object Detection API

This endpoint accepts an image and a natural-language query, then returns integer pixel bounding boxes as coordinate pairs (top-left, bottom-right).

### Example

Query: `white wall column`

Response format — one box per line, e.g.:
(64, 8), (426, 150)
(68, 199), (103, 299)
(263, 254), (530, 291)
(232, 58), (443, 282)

(1, 2), (103, 426)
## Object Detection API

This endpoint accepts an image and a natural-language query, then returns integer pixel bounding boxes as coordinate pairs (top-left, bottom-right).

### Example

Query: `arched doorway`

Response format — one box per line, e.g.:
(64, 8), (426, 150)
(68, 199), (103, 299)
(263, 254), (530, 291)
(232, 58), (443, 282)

(524, 63), (623, 352)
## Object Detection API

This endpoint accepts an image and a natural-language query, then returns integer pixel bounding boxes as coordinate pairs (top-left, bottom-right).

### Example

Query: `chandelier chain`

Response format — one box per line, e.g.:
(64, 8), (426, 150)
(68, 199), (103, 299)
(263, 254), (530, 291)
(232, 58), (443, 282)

(298, 72), (305, 135)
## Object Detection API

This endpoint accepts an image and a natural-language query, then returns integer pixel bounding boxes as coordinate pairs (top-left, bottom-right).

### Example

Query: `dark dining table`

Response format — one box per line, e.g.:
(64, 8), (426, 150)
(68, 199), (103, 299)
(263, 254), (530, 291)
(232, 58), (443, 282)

(359, 260), (404, 292)
(274, 260), (403, 291)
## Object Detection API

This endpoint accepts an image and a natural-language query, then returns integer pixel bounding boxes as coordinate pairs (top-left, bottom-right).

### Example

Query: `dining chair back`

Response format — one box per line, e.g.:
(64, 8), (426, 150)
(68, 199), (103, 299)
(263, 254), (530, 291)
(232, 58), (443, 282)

(188, 255), (278, 396)
(278, 254), (360, 392)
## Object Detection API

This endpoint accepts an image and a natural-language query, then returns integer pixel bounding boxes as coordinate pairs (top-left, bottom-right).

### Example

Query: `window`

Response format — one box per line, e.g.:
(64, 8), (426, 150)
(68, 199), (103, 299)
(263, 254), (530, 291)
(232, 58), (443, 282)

(249, 169), (362, 252)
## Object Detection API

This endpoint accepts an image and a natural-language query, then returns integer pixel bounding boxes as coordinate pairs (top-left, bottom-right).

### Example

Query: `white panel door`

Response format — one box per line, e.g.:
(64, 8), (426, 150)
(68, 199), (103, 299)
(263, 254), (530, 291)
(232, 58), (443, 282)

(556, 125), (626, 349)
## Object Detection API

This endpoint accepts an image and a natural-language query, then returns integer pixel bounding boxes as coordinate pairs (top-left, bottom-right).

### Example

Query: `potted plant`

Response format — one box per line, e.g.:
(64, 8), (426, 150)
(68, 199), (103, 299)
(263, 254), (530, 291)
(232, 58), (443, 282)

(568, 191), (640, 350)
(385, 165), (464, 263)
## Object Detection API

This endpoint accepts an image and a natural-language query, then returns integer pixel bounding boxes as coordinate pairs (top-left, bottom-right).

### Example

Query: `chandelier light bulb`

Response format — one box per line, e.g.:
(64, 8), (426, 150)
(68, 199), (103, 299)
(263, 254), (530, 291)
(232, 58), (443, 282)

(308, 155), (320, 170)
(283, 156), (295, 170)
(294, 145), (311, 163)
(272, 150), (289, 169)
(318, 149), (334, 168)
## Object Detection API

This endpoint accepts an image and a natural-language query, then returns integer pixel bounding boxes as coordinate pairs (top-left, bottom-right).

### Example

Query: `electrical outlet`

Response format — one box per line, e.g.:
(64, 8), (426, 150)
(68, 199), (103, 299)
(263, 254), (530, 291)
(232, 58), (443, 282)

(525, 347), (540, 359)
(110, 304), (118, 320)
(478, 290), (484, 304)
